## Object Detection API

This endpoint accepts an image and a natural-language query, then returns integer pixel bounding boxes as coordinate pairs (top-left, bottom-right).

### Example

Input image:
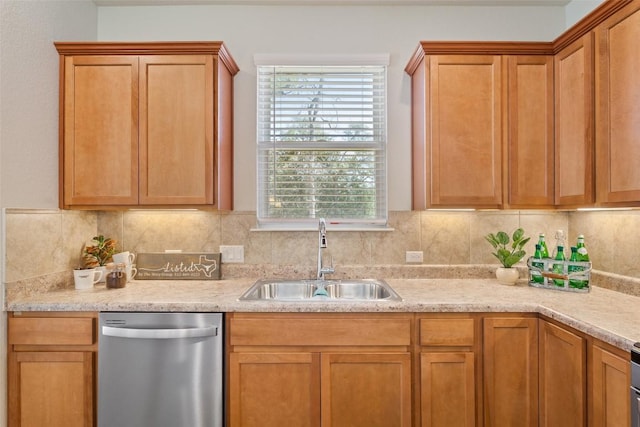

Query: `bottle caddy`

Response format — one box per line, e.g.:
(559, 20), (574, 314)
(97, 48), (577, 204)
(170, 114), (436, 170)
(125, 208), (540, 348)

(527, 233), (591, 293)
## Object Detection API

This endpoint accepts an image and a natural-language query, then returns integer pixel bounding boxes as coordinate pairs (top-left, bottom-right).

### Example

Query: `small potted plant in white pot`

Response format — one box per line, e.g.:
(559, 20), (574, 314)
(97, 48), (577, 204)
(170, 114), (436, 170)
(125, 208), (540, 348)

(485, 228), (530, 285)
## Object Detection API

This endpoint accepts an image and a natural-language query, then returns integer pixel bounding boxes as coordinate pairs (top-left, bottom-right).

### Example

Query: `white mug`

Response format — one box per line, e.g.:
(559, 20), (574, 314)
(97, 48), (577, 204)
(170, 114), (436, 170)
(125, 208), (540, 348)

(125, 264), (138, 282)
(113, 251), (135, 266)
(73, 268), (103, 290)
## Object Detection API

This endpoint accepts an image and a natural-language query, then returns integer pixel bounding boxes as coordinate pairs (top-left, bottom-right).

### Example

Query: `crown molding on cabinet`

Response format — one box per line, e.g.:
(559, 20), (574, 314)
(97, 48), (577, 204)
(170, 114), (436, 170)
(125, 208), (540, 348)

(53, 41), (239, 74)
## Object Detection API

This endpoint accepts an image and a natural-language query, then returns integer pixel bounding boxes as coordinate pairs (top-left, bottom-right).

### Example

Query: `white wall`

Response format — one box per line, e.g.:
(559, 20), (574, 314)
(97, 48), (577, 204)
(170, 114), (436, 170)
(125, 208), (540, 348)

(0, 0), (98, 209)
(0, 2), (97, 425)
(566, 0), (604, 28)
(98, 4), (568, 211)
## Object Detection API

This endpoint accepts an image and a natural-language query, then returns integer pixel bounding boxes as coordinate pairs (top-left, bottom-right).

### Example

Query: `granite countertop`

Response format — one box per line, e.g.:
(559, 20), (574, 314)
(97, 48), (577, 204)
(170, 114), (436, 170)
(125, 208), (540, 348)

(6, 276), (640, 352)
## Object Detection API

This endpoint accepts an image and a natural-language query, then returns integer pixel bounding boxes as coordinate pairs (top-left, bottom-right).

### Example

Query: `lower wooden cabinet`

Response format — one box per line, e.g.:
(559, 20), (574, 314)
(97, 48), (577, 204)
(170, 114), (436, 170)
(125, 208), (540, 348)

(321, 352), (412, 427)
(227, 313), (413, 427)
(228, 352), (320, 427)
(539, 319), (587, 427)
(590, 342), (631, 427)
(7, 312), (97, 427)
(6, 311), (631, 427)
(483, 316), (539, 427)
(417, 315), (479, 427)
(420, 352), (475, 426)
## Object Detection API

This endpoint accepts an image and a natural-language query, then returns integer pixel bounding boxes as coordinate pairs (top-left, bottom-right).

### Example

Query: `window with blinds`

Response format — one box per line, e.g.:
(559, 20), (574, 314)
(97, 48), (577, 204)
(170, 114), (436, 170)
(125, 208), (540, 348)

(256, 60), (388, 228)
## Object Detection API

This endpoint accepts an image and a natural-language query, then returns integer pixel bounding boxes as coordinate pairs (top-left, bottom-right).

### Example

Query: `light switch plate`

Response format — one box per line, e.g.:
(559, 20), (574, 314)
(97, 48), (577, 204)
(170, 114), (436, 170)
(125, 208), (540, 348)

(220, 245), (245, 263)
(405, 251), (423, 263)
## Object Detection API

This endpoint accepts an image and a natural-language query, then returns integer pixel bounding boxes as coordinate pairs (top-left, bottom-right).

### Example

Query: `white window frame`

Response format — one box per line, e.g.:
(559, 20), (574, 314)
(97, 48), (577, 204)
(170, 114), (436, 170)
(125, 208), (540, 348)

(255, 54), (389, 230)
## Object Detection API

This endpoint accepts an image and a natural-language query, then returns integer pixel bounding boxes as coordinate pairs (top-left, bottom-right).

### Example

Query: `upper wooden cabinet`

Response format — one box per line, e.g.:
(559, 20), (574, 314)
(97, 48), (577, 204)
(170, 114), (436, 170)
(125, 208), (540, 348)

(595, 0), (640, 206)
(406, 44), (555, 209)
(406, 49), (503, 209)
(554, 33), (595, 207)
(504, 55), (555, 208)
(55, 42), (238, 209)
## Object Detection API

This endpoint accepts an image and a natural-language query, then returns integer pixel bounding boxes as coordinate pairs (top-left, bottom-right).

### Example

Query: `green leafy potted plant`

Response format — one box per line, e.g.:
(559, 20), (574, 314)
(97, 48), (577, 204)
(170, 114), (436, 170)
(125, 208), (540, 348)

(82, 235), (117, 282)
(485, 228), (530, 285)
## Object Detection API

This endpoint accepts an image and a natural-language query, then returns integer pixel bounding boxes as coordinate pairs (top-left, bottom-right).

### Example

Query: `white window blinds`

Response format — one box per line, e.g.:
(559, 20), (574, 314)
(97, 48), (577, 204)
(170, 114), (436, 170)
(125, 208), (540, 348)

(256, 59), (388, 228)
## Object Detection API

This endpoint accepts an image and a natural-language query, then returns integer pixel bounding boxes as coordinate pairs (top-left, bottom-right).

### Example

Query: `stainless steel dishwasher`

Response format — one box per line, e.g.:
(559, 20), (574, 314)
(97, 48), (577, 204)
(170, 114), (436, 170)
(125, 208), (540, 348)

(98, 312), (223, 427)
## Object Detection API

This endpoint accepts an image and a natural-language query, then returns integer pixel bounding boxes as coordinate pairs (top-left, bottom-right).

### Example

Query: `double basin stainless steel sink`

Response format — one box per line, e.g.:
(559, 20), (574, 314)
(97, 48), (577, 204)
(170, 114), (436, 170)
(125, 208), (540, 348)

(239, 278), (402, 302)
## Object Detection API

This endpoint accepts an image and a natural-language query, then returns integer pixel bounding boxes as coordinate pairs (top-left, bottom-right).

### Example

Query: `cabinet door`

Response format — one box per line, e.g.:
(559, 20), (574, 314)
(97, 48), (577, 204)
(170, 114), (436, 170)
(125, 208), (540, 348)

(595, 1), (640, 205)
(139, 55), (214, 205)
(8, 351), (94, 427)
(228, 352), (321, 427)
(590, 344), (630, 427)
(483, 317), (538, 427)
(539, 320), (586, 427)
(321, 352), (412, 427)
(554, 33), (595, 207)
(62, 55), (139, 207)
(420, 352), (475, 427)
(505, 55), (555, 208)
(428, 55), (503, 208)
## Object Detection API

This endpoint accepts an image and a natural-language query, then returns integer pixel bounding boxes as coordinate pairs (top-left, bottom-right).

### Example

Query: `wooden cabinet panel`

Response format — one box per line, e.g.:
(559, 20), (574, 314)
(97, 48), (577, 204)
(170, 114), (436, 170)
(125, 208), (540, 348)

(539, 320), (586, 427)
(230, 314), (411, 347)
(420, 352), (475, 427)
(228, 352), (320, 427)
(322, 352), (412, 427)
(8, 351), (94, 427)
(139, 55), (214, 205)
(429, 55), (503, 208)
(483, 317), (538, 427)
(505, 55), (555, 208)
(595, 0), (640, 205)
(419, 317), (475, 347)
(8, 317), (95, 346)
(590, 343), (630, 427)
(62, 55), (139, 206)
(554, 33), (595, 207)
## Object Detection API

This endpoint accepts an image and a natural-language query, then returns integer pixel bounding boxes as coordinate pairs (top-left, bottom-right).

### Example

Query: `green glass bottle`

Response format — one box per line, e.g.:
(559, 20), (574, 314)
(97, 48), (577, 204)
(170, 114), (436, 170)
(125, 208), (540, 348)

(537, 233), (550, 258)
(552, 245), (566, 286)
(568, 247), (585, 289)
(576, 235), (589, 262)
(531, 244), (545, 284)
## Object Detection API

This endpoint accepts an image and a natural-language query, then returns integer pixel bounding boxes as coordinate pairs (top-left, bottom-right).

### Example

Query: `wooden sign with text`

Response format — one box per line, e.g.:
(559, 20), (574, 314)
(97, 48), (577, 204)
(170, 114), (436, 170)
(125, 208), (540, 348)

(135, 253), (221, 280)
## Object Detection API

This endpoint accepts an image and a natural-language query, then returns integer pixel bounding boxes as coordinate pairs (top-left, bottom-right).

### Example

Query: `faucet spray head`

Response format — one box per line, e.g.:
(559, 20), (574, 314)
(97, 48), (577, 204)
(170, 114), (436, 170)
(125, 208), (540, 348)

(319, 218), (327, 248)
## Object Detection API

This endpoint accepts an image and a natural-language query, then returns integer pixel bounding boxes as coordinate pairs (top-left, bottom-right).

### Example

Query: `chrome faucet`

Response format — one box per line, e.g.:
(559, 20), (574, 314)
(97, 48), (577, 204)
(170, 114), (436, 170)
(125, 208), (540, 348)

(317, 218), (335, 280)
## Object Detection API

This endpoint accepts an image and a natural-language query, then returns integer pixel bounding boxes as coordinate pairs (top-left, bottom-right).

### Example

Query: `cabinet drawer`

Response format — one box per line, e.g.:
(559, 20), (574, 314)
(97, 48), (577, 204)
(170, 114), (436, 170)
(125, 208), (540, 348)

(9, 317), (95, 346)
(420, 318), (475, 346)
(230, 314), (412, 347)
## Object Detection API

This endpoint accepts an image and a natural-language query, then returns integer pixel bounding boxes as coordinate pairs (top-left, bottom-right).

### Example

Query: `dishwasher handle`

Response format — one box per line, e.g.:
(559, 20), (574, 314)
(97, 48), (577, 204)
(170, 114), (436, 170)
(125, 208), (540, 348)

(102, 325), (218, 340)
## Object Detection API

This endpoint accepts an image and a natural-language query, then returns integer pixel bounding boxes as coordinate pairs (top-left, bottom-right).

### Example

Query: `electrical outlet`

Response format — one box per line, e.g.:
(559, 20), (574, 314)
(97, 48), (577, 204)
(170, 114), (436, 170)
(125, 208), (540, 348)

(405, 251), (423, 263)
(220, 245), (244, 263)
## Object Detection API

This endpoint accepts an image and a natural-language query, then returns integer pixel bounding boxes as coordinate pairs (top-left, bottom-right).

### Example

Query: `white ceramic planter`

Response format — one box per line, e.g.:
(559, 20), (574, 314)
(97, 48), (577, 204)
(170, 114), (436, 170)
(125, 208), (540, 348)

(495, 267), (519, 285)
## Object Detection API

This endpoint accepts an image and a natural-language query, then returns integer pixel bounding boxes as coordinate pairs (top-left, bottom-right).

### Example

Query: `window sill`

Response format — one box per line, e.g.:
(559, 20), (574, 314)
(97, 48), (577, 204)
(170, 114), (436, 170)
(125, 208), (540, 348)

(251, 224), (394, 232)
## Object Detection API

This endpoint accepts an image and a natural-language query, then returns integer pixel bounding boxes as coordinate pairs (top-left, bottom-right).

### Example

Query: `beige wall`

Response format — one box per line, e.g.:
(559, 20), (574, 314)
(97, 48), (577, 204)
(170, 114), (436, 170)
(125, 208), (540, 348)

(0, 208), (568, 281)
(8, 208), (640, 282)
